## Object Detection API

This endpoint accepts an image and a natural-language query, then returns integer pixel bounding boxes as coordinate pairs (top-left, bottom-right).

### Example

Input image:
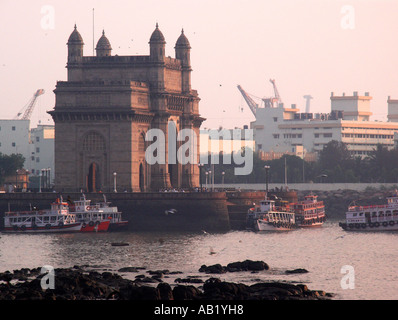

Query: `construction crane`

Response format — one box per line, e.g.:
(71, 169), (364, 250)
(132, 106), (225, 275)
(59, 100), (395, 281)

(14, 89), (45, 120)
(303, 95), (313, 113)
(237, 85), (259, 116)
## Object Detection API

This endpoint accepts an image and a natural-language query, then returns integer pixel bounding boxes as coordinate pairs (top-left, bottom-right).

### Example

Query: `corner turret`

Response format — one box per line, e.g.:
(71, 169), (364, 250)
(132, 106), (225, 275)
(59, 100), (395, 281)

(96, 30), (112, 57)
(67, 24), (84, 62)
(149, 23), (166, 62)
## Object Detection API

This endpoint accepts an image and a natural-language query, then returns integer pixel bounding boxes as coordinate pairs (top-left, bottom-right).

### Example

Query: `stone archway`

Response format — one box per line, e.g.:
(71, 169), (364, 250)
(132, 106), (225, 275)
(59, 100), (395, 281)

(82, 131), (107, 192)
(88, 162), (101, 192)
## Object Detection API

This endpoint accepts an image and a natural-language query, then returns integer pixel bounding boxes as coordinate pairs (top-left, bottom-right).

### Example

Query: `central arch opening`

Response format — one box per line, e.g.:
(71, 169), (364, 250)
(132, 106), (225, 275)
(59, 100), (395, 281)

(88, 162), (101, 192)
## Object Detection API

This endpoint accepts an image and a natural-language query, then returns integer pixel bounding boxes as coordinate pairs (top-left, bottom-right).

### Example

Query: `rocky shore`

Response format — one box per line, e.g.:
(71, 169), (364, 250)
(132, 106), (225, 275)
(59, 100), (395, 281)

(0, 261), (333, 300)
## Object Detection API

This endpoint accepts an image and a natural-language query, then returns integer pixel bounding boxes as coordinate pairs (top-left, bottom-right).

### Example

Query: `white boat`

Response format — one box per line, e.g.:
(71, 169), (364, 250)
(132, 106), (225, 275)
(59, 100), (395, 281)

(339, 193), (398, 231)
(247, 197), (296, 232)
(69, 194), (128, 232)
(2, 198), (81, 233)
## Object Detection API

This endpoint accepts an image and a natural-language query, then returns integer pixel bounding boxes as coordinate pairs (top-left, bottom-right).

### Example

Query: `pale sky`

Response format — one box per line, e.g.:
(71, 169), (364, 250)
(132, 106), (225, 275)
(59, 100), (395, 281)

(0, 0), (397, 129)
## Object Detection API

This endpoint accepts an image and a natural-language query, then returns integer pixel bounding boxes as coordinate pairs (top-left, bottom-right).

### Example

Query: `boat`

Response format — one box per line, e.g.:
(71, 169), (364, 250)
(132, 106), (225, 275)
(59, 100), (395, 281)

(246, 197), (297, 231)
(69, 195), (128, 232)
(70, 195), (111, 232)
(95, 195), (128, 231)
(2, 198), (81, 233)
(339, 193), (398, 231)
(291, 194), (326, 227)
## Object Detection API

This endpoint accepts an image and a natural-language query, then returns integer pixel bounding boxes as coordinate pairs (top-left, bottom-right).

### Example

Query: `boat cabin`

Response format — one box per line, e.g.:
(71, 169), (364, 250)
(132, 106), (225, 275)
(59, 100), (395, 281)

(259, 199), (275, 212)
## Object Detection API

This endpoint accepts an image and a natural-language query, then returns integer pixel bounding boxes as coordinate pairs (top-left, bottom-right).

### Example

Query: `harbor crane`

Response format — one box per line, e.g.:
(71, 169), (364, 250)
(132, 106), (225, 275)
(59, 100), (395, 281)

(237, 85), (259, 116)
(303, 95), (313, 113)
(269, 79), (282, 104)
(14, 89), (45, 120)
(237, 78), (283, 115)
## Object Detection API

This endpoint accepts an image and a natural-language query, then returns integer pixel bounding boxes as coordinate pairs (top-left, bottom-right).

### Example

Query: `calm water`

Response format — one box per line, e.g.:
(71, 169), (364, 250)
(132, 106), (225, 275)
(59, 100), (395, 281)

(0, 221), (397, 300)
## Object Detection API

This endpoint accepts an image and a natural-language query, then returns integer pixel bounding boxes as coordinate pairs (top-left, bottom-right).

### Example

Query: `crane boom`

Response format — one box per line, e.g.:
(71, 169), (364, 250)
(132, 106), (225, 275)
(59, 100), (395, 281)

(237, 85), (258, 116)
(269, 79), (281, 103)
(14, 89), (45, 120)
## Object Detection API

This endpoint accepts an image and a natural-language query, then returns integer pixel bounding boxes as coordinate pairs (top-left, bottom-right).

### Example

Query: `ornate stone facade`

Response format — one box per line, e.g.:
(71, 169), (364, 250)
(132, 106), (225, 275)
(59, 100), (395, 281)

(49, 24), (204, 192)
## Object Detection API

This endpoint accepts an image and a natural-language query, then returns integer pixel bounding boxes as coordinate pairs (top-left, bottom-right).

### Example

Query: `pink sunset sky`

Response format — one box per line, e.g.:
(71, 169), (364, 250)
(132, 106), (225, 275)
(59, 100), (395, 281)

(0, 0), (397, 129)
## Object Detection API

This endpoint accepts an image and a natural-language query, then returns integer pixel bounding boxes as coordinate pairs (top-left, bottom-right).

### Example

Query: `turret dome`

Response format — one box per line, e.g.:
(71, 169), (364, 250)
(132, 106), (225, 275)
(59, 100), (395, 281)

(96, 30), (112, 50)
(68, 24), (84, 44)
(175, 29), (190, 48)
(149, 23), (165, 43)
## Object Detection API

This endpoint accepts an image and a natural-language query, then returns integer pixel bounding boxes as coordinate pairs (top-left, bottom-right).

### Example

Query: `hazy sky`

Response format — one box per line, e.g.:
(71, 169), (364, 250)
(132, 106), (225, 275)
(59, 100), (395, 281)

(0, 0), (397, 129)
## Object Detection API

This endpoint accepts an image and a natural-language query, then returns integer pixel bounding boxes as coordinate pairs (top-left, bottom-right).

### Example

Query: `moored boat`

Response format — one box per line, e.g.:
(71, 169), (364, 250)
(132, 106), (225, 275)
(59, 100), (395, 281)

(291, 194), (326, 228)
(247, 197), (297, 232)
(70, 195), (111, 232)
(69, 195), (128, 232)
(339, 193), (398, 231)
(95, 195), (128, 231)
(2, 198), (81, 233)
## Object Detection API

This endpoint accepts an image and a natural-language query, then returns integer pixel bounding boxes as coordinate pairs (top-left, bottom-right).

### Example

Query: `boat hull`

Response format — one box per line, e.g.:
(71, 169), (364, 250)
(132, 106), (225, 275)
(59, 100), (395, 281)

(340, 221), (398, 231)
(108, 221), (129, 231)
(80, 220), (110, 232)
(255, 220), (296, 232)
(2, 222), (82, 233)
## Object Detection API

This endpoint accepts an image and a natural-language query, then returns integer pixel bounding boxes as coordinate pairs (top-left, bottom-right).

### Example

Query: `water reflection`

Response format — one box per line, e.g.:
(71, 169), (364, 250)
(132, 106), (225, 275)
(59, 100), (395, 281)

(0, 222), (397, 300)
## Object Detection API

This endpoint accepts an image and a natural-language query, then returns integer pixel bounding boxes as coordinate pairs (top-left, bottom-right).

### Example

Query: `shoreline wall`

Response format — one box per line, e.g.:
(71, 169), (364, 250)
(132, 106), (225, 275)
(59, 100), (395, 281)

(214, 183), (398, 192)
(0, 192), (259, 232)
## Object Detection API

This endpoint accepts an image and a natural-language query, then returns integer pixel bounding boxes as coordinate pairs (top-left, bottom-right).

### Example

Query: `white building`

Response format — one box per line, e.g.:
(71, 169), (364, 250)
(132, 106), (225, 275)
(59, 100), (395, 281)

(0, 119), (31, 160)
(251, 92), (398, 157)
(29, 125), (55, 181)
(0, 120), (54, 185)
(200, 127), (255, 157)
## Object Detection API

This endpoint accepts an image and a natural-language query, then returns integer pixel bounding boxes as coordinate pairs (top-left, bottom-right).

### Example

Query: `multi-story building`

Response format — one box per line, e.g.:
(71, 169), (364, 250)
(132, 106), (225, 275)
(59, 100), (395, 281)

(0, 120), (31, 159)
(29, 125), (55, 181)
(251, 92), (398, 157)
(0, 120), (55, 186)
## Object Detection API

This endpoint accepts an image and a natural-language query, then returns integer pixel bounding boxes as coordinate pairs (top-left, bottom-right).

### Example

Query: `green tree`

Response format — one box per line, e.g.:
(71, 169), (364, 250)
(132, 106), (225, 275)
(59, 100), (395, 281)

(0, 153), (25, 184)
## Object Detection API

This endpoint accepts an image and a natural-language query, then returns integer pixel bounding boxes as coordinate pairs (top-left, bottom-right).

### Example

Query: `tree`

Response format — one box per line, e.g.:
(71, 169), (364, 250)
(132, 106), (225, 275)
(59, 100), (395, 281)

(0, 153), (25, 184)
(319, 140), (352, 170)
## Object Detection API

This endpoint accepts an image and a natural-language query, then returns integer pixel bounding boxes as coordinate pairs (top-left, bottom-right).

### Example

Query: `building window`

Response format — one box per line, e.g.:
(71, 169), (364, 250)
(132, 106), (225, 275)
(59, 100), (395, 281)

(273, 117), (278, 122)
(12, 126), (15, 131)
(36, 157), (40, 162)
(36, 137), (40, 142)
(257, 144), (262, 150)
(314, 134), (319, 138)
(273, 134), (280, 139)
(324, 133), (333, 138)
(83, 132), (106, 152)
(12, 142), (15, 147)
(36, 147), (40, 153)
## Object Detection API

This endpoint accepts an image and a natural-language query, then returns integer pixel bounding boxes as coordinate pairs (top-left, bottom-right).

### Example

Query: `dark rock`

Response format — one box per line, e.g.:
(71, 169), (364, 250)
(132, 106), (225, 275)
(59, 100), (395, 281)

(172, 285), (201, 300)
(249, 282), (303, 297)
(119, 283), (160, 300)
(202, 278), (250, 300)
(0, 266), (332, 301)
(199, 264), (226, 274)
(285, 268), (309, 274)
(118, 267), (139, 273)
(175, 277), (204, 284)
(148, 269), (169, 275)
(157, 282), (173, 300)
(200, 260), (269, 273)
